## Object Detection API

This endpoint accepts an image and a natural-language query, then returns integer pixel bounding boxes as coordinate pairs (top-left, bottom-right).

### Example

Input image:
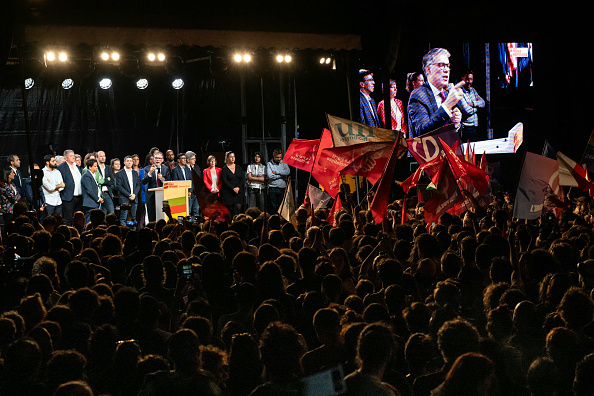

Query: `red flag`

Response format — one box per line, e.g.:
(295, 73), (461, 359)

(401, 156), (444, 194)
(319, 142), (392, 185)
(327, 196), (343, 226)
(370, 141), (399, 224)
(283, 138), (320, 172)
(401, 195), (408, 224)
(479, 152), (487, 172)
(423, 162), (464, 224)
(312, 129), (342, 197)
(439, 137), (490, 196)
(407, 124), (461, 178)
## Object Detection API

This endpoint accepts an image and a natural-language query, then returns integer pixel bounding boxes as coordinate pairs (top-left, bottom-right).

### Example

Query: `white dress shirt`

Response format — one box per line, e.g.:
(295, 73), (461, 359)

(42, 166), (64, 206)
(69, 162), (82, 196)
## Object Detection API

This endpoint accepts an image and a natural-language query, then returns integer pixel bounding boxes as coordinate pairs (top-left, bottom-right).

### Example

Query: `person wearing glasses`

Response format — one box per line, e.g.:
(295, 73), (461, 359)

(142, 150), (171, 222)
(359, 69), (381, 128)
(407, 48), (464, 138)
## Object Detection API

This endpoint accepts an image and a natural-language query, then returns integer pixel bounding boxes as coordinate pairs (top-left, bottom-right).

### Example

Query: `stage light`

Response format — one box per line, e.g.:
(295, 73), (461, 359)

(99, 78), (112, 90)
(276, 55), (284, 63)
(46, 52), (56, 62)
(319, 58), (325, 64)
(58, 52), (68, 62)
(284, 55), (292, 63)
(101, 52), (110, 61)
(62, 78), (74, 90)
(24, 78), (34, 90)
(233, 54), (242, 63)
(148, 53), (156, 62)
(243, 54), (251, 62)
(136, 78), (149, 90)
(111, 52), (120, 61)
(157, 53), (166, 62)
(172, 78), (184, 90)
(326, 57), (331, 64)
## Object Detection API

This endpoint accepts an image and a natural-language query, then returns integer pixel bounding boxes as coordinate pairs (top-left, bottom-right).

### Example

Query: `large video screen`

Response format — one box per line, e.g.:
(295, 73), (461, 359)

(497, 43), (533, 88)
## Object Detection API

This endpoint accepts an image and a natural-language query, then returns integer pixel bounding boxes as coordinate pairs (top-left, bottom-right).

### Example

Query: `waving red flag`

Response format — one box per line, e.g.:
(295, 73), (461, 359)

(370, 141), (400, 224)
(312, 129), (343, 197)
(283, 139), (320, 172)
(439, 137), (489, 196)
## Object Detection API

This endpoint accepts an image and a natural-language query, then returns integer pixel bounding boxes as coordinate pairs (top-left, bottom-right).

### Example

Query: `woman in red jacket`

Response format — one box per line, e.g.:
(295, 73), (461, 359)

(203, 155), (222, 196)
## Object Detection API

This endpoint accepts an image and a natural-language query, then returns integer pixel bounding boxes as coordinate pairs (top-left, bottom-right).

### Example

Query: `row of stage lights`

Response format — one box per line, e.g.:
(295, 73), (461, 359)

(24, 76), (185, 91)
(233, 52), (293, 63)
(46, 50), (167, 64)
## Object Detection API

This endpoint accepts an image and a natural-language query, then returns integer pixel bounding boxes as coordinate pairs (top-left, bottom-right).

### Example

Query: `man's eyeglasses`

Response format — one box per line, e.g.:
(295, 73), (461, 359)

(430, 63), (451, 71)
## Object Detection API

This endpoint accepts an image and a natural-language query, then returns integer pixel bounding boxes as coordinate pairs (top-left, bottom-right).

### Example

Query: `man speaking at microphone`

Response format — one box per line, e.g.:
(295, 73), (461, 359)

(408, 48), (465, 138)
(141, 150), (171, 222)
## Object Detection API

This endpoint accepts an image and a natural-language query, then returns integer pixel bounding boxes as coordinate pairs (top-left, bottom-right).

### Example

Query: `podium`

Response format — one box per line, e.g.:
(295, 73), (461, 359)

(149, 180), (192, 221)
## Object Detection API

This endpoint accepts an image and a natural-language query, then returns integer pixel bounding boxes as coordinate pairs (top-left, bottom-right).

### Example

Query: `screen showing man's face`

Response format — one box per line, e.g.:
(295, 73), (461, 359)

(360, 74), (375, 94)
(426, 53), (450, 90)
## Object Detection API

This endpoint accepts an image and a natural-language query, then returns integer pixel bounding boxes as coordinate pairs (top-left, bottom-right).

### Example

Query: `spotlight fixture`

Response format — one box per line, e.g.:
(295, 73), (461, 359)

(319, 58), (325, 64)
(62, 78), (74, 90)
(233, 53), (252, 63)
(276, 55), (284, 63)
(99, 78), (112, 90)
(46, 52), (56, 62)
(136, 78), (149, 90)
(148, 53), (156, 62)
(157, 53), (166, 62)
(243, 54), (251, 62)
(101, 52), (110, 61)
(172, 78), (184, 90)
(58, 52), (68, 62)
(24, 78), (35, 90)
(284, 55), (292, 63)
(319, 57), (332, 65)
(233, 54), (243, 63)
(111, 52), (120, 61)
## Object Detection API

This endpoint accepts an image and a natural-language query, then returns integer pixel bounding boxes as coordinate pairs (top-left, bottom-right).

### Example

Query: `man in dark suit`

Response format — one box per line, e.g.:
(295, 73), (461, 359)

(57, 149), (83, 225)
(359, 70), (381, 128)
(142, 150), (171, 222)
(116, 155), (141, 226)
(7, 154), (25, 200)
(185, 151), (201, 216)
(407, 48), (464, 138)
(96, 150), (116, 215)
(81, 158), (104, 225)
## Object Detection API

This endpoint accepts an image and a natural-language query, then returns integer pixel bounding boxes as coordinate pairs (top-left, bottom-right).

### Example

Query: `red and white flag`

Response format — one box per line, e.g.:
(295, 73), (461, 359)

(283, 138), (320, 172)
(556, 151), (594, 194)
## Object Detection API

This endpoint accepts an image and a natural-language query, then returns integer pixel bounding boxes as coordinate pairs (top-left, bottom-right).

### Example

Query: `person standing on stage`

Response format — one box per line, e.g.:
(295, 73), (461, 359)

(458, 70), (486, 142)
(220, 151), (245, 218)
(266, 149), (290, 214)
(142, 150), (171, 222)
(407, 48), (464, 138)
(203, 155), (222, 197)
(377, 79), (408, 137)
(116, 156), (141, 226)
(41, 154), (65, 216)
(184, 151), (201, 216)
(359, 70), (381, 128)
(96, 151), (116, 215)
(81, 158), (104, 225)
(165, 149), (177, 172)
(57, 149), (82, 226)
(246, 152), (266, 212)
(172, 152), (197, 216)
(7, 154), (25, 201)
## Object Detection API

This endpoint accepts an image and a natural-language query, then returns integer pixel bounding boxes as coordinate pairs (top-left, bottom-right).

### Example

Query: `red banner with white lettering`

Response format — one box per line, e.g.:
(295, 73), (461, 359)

(283, 139), (320, 172)
(407, 124), (461, 177)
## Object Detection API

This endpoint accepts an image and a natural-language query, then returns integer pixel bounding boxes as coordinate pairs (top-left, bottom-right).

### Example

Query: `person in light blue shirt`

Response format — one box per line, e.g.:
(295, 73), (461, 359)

(266, 149), (290, 214)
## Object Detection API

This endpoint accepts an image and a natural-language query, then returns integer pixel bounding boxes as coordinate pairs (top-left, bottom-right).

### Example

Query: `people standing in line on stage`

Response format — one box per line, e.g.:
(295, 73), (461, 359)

(203, 155), (222, 197)
(142, 150), (171, 222)
(96, 151), (116, 215)
(184, 151), (201, 216)
(110, 158), (121, 173)
(57, 149), (82, 226)
(132, 154), (141, 173)
(55, 155), (65, 166)
(81, 158), (104, 225)
(116, 155), (141, 226)
(377, 79), (408, 137)
(266, 149), (290, 214)
(406, 72), (425, 94)
(165, 149), (177, 172)
(0, 167), (22, 224)
(407, 48), (464, 138)
(172, 152), (196, 215)
(7, 154), (25, 201)
(75, 154), (82, 168)
(359, 69), (381, 128)
(246, 152), (266, 212)
(41, 154), (65, 217)
(220, 151), (245, 218)
(458, 70), (486, 142)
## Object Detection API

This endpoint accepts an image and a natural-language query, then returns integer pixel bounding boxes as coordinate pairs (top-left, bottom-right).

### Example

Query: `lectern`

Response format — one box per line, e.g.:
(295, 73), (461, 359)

(148, 187), (166, 221)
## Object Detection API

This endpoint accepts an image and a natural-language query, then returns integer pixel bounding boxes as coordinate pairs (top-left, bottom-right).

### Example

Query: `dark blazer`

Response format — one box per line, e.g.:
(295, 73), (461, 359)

(57, 161), (82, 201)
(220, 165), (246, 206)
(360, 91), (381, 128)
(97, 164), (116, 199)
(172, 165), (194, 192)
(81, 171), (101, 209)
(116, 169), (141, 204)
(407, 83), (452, 138)
(11, 167), (25, 198)
(141, 164), (171, 189)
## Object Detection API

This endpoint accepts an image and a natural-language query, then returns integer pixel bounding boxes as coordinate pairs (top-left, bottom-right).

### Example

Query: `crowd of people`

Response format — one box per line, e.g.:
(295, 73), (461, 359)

(1, 141), (594, 395)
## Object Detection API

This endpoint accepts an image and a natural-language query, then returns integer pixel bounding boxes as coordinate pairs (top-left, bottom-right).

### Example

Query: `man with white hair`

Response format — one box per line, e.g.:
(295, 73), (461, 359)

(407, 47), (464, 137)
(57, 149), (82, 225)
